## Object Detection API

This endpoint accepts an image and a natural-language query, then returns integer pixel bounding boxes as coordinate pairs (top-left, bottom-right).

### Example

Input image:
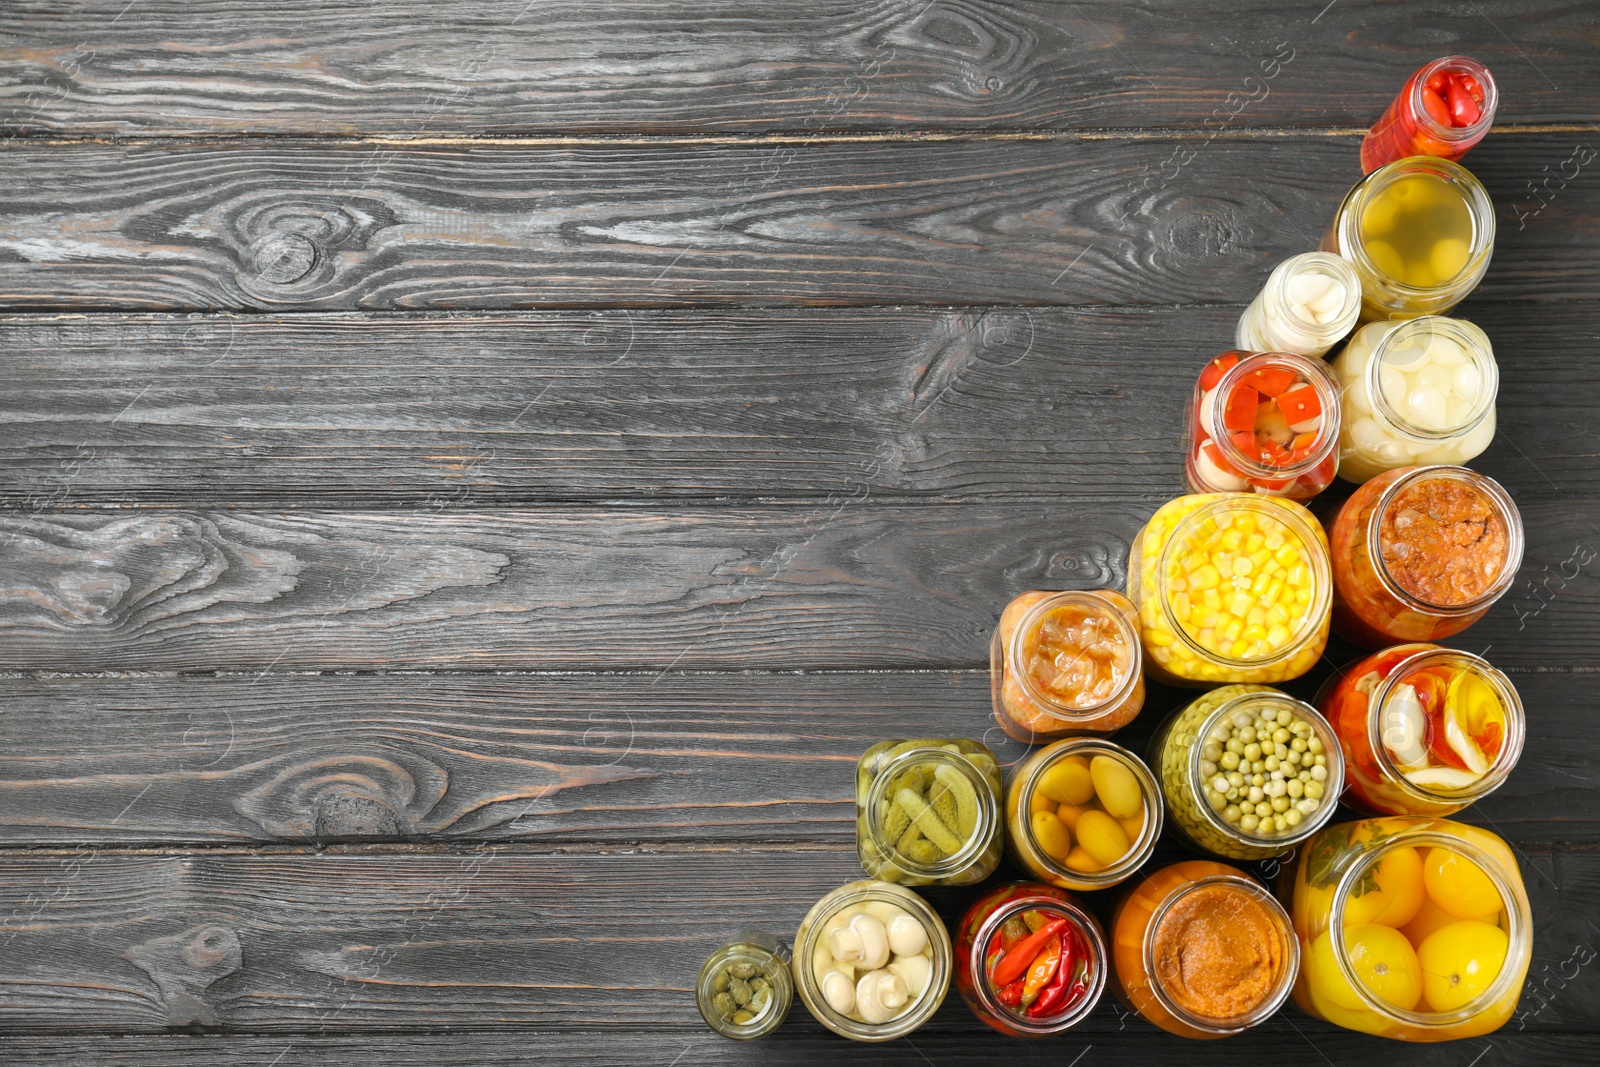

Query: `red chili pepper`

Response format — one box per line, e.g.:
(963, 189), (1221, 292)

(1279, 384), (1322, 426)
(997, 977), (1024, 1008)
(1457, 72), (1484, 103)
(1198, 351), (1242, 392)
(990, 918), (1067, 989)
(1020, 935), (1062, 1007)
(1201, 439), (1244, 479)
(1446, 77), (1482, 126)
(1221, 384), (1258, 434)
(1026, 927), (1077, 1017)
(1421, 85), (1451, 127)
(1426, 70), (1449, 94)
(1241, 366), (1297, 398)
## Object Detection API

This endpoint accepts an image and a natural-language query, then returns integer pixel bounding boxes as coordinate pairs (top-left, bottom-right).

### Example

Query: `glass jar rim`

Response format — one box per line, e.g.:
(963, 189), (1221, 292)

(696, 935), (795, 1039)
(1337, 156), (1496, 297)
(1264, 252), (1363, 341)
(1006, 590), (1143, 723)
(1363, 317), (1497, 441)
(1205, 351), (1343, 479)
(964, 889), (1109, 1034)
(863, 746), (998, 879)
(1018, 738), (1164, 888)
(1408, 56), (1499, 144)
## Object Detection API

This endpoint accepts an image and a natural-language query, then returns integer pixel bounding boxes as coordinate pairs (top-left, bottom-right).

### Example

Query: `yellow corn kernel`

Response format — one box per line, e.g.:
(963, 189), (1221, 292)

(1148, 627), (1175, 647)
(1245, 532), (1264, 552)
(1219, 529), (1242, 552)
(1229, 639), (1251, 659)
(1296, 587), (1313, 605)
(1191, 564), (1220, 591)
(1287, 563), (1309, 587)
(1243, 623), (1267, 644)
(1196, 629), (1217, 651)
(1274, 543), (1299, 567)
(1167, 577), (1187, 593)
(1267, 626), (1290, 646)
(1202, 589), (1222, 611)
(1222, 617), (1243, 642)
(1235, 513), (1258, 533)
(1194, 609), (1219, 628)
(1229, 591), (1254, 617)
(1263, 530), (1284, 550)
(1266, 605), (1289, 628)
(1246, 606), (1266, 626)
(1232, 557), (1253, 577)
(1173, 592), (1192, 621)
(1265, 580), (1284, 604)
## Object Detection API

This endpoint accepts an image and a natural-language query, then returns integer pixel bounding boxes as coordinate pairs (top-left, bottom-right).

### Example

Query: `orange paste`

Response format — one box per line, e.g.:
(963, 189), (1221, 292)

(1379, 477), (1508, 606)
(1150, 883), (1282, 1021)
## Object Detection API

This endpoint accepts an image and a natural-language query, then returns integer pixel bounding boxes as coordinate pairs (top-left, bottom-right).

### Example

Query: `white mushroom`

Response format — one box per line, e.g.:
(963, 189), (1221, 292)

(862, 900), (910, 928)
(886, 914), (929, 958)
(828, 914), (890, 971)
(855, 969), (910, 1024)
(820, 969), (856, 1015)
(888, 953), (932, 998)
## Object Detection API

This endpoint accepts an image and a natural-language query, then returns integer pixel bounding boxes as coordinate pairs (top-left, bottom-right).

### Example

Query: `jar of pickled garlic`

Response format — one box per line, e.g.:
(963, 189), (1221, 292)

(1186, 351), (1341, 501)
(793, 879), (951, 1041)
(1151, 685), (1343, 861)
(1319, 644), (1524, 817)
(856, 738), (1002, 886)
(1127, 494), (1331, 685)
(1328, 466), (1523, 647)
(954, 882), (1108, 1037)
(990, 590), (1145, 743)
(1323, 156), (1495, 321)
(696, 930), (795, 1039)
(1361, 57), (1498, 173)
(1285, 817), (1532, 1040)
(1110, 861), (1298, 1038)
(1235, 253), (1363, 357)
(1332, 317), (1497, 484)
(1006, 738), (1162, 892)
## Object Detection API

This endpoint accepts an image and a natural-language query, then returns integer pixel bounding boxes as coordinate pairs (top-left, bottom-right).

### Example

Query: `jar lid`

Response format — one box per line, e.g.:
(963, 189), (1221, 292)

(696, 930), (794, 1040)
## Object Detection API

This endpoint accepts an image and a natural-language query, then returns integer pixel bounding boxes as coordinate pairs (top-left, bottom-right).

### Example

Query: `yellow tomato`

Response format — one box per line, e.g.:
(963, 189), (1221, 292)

(1417, 920), (1509, 1013)
(1400, 891), (1460, 947)
(1343, 847), (1424, 928)
(1344, 923), (1423, 1011)
(1423, 848), (1503, 920)
(1039, 756), (1096, 806)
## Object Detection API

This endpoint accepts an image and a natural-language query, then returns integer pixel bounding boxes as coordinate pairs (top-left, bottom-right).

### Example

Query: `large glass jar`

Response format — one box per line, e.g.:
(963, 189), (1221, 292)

(792, 879), (951, 1042)
(1329, 466), (1523, 647)
(696, 930), (794, 1040)
(855, 738), (1002, 886)
(1322, 156), (1495, 321)
(1150, 685), (1343, 861)
(1331, 317), (1497, 484)
(1285, 818), (1532, 1040)
(1006, 738), (1162, 892)
(1319, 644), (1525, 817)
(1110, 861), (1299, 1038)
(1127, 494), (1331, 685)
(990, 589), (1145, 743)
(1185, 350), (1341, 501)
(1235, 252), (1362, 357)
(1361, 57), (1498, 173)
(954, 882), (1108, 1037)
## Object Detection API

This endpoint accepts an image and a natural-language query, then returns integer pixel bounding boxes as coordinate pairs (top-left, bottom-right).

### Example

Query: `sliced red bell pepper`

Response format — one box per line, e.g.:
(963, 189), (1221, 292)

(990, 918), (1067, 989)
(1222, 384), (1258, 434)
(1279, 385), (1322, 425)
(1198, 351), (1242, 392)
(1241, 366), (1297, 397)
(1201, 439), (1245, 479)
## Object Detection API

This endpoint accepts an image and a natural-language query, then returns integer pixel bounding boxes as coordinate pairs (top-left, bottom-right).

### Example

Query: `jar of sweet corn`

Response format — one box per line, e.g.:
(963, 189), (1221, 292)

(1127, 495), (1331, 686)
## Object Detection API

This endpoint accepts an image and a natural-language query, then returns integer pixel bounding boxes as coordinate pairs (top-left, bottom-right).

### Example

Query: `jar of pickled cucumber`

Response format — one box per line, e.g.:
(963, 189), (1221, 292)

(1323, 156), (1495, 320)
(1127, 494), (1331, 686)
(856, 738), (1002, 886)
(1006, 738), (1162, 891)
(1235, 252), (1363, 358)
(696, 930), (794, 1039)
(1285, 818), (1532, 1040)
(1150, 685), (1343, 861)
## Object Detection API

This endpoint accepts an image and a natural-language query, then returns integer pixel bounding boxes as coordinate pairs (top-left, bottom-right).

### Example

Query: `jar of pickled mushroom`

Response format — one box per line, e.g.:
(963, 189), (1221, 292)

(793, 879), (951, 1042)
(1332, 317), (1497, 484)
(954, 882), (1107, 1037)
(1235, 252), (1363, 357)
(1328, 466), (1523, 647)
(1361, 57), (1498, 173)
(1323, 156), (1495, 320)
(856, 738), (1002, 886)
(1127, 494), (1331, 685)
(1110, 861), (1298, 1038)
(990, 589), (1145, 743)
(696, 930), (794, 1039)
(1285, 817), (1532, 1040)
(1150, 685), (1343, 861)
(1186, 351), (1341, 501)
(1006, 738), (1162, 891)
(1319, 644), (1524, 817)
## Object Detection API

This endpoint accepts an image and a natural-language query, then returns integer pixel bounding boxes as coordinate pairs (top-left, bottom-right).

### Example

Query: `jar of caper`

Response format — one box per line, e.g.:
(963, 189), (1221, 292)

(856, 738), (1003, 886)
(696, 930), (794, 1040)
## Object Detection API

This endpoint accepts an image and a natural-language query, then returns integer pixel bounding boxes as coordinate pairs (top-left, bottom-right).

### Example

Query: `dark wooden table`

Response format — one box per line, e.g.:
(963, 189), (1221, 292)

(2, 3), (1597, 1064)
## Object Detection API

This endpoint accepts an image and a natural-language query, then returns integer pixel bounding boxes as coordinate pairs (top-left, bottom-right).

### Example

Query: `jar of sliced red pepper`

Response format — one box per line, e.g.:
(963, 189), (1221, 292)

(1361, 56), (1498, 173)
(1186, 351), (1341, 501)
(954, 881), (1107, 1037)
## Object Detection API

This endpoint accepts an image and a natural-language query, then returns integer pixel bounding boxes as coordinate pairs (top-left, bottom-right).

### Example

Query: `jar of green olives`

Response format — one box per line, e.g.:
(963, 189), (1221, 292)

(696, 930), (794, 1040)
(856, 738), (1003, 886)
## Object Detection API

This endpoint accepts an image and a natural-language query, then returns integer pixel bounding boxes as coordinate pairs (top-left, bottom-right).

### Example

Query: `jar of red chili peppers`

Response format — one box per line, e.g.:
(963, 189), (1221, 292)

(1186, 351), (1341, 501)
(1329, 466), (1523, 647)
(954, 881), (1107, 1037)
(1361, 57), (1498, 173)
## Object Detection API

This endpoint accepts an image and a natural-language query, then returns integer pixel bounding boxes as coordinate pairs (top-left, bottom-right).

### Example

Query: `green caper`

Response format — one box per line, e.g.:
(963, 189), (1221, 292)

(732, 1009), (756, 1025)
(728, 963), (760, 980)
(711, 969), (731, 994)
(729, 977), (752, 1006)
(713, 991), (737, 1018)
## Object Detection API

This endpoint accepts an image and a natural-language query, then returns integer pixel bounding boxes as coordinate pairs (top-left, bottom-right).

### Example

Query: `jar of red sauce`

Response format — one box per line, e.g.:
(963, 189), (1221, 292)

(1360, 57), (1498, 173)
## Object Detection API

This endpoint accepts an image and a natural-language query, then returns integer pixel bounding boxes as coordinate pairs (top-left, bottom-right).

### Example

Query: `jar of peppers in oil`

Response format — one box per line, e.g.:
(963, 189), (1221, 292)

(1360, 57), (1497, 173)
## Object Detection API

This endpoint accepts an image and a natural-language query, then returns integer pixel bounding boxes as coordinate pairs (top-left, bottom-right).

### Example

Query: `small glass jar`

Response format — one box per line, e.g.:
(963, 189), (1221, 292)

(1332, 317), (1497, 484)
(1319, 644), (1525, 817)
(990, 589), (1145, 743)
(1150, 685), (1343, 861)
(954, 881), (1108, 1037)
(1285, 817), (1532, 1040)
(1185, 350), (1341, 501)
(792, 879), (952, 1042)
(1006, 738), (1162, 891)
(1329, 466), (1523, 647)
(1110, 861), (1299, 1038)
(696, 930), (794, 1039)
(855, 738), (1002, 886)
(1322, 156), (1495, 321)
(1235, 252), (1363, 357)
(1127, 494), (1331, 686)
(1361, 57), (1498, 173)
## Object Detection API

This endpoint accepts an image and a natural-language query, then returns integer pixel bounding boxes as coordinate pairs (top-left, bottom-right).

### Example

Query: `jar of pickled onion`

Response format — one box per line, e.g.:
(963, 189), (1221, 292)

(1186, 351), (1341, 501)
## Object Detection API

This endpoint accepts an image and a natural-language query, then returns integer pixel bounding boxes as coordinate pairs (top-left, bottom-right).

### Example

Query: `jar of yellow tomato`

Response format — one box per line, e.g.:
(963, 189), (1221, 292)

(1285, 817), (1532, 1040)
(1127, 494), (1331, 686)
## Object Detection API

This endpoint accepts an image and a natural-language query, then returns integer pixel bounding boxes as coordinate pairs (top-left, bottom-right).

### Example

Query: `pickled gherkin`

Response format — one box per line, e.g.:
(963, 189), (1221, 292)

(856, 738), (1003, 887)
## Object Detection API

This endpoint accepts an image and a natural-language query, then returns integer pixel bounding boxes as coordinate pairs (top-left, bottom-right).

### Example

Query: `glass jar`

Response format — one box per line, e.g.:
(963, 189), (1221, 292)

(1319, 644), (1525, 817)
(1322, 156), (1495, 321)
(1127, 494), (1331, 685)
(1110, 861), (1299, 1038)
(1331, 317), (1497, 484)
(954, 882), (1108, 1037)
(990, 589), (1145, 743)
(1150, 685), (1343, 861)
(1006, 738), (1162, 891)
(1185, 350), (1341, 501)
(792, 879), (952, 1042)
(856, 738), (1002, 886)
(1285, 817), (1532, 1040)
(1235, 252), (1363, 357)
(696, 930), (794, 1039)
(1361, 57), (1498, 173)
(1329, 466), (1523, 647)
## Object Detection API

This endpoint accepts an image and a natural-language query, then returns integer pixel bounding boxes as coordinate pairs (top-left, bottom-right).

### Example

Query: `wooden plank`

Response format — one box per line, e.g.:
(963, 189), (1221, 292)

(0, 133), (1594, 311)
(2, 2), (1596, 135)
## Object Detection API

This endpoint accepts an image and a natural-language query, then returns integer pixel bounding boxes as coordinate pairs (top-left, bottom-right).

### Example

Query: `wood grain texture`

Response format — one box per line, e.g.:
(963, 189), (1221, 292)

(1, 133), (1595, 311)
(1, 1), (1597, 135)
